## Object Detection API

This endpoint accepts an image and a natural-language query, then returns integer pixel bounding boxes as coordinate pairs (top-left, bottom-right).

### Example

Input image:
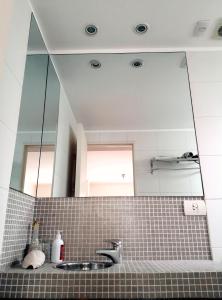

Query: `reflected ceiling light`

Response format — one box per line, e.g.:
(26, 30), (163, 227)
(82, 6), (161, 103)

(90, 60), (101, 69)
(85, 24), (98, 35)
(135, 23), (148, 34)
(131, 59), (143, 68)
(218, 25), (222, 37)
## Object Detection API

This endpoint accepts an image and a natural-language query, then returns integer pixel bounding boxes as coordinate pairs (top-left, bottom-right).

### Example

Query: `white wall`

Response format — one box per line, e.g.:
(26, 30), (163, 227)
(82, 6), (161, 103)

(187, 51), (222, 261)
(0, 0), (31, 256)
(75, 124), (88, 197)
(86, 129), (202, 196)
(53, 87), (78, 197)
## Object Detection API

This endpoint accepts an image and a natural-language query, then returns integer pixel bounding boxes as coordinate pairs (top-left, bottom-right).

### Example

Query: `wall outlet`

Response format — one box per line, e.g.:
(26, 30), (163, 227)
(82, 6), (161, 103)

(183, 200), (207, 216)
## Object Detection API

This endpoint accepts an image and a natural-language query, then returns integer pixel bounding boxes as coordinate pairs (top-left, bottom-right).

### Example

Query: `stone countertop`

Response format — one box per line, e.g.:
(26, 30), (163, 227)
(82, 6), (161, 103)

(2, 260), (222, 274)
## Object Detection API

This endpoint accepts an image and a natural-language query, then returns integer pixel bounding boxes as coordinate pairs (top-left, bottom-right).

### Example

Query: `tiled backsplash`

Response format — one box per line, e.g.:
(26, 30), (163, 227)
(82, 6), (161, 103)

(35, 196), (211, 261)
(0, 189), (35, 270)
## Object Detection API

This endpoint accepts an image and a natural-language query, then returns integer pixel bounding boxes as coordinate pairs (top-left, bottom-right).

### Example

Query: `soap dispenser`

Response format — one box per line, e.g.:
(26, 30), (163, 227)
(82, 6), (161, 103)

(51, 231), (64, 263)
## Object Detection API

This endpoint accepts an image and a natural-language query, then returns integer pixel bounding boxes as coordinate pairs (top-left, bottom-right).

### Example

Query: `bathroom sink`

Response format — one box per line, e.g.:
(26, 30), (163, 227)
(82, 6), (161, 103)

(56, 261), (113, 271)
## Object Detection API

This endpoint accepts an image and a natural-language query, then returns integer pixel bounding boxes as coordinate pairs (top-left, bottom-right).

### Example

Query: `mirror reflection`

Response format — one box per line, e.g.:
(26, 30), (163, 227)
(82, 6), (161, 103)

(51, 52), (203, 197)
(38, 59), (60, 197)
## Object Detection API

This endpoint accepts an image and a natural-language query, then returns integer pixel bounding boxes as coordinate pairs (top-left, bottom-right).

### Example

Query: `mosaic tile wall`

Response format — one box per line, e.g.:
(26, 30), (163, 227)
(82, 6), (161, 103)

(0, 189), (35, 270)
(34, 196), (211, 261)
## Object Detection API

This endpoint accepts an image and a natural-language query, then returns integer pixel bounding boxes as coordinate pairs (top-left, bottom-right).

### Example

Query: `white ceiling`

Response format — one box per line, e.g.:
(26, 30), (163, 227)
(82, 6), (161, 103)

(28, 1), (214, 131)
(30, 0), (222, 52)
(52, 52), (194, 130)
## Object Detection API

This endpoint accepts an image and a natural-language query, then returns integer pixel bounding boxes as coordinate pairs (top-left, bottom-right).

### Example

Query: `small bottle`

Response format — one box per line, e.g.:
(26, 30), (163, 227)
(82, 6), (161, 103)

(29, 219), (42, 252)
(51, 231), (64, 263)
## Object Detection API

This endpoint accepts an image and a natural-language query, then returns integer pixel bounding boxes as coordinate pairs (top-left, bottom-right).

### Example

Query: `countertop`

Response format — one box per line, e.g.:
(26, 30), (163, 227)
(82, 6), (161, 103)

(2, 260), (222, 274)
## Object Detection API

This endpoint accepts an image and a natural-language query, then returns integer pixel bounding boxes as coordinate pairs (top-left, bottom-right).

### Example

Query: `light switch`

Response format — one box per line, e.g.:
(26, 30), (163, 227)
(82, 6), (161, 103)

(183, 200), (207, 216)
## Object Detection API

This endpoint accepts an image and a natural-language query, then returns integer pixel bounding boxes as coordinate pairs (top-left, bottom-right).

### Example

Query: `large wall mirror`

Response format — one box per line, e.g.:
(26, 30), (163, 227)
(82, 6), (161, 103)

(51, 52), (203, 197)
(10, 15), (203, 198)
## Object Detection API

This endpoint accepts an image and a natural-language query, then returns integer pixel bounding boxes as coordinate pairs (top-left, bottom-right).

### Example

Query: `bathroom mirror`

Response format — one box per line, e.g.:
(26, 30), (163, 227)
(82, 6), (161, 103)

(51, 52), (203, 197)
(10, 16), (60, 197)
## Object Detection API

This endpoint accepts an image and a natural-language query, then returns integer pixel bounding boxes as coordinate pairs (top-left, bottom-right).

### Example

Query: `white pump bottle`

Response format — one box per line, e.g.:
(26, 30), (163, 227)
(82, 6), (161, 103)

(51, 231), (64, 263)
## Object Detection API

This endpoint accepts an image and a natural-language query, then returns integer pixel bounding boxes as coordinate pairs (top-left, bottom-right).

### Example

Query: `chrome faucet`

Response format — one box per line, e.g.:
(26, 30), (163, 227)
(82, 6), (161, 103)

(96, 240), (122, 264)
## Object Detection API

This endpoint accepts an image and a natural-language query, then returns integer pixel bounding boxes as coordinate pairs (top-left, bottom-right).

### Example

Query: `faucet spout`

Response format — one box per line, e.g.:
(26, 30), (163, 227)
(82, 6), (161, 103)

(96, 240), (122, 264)
(96, 249), (121, 263)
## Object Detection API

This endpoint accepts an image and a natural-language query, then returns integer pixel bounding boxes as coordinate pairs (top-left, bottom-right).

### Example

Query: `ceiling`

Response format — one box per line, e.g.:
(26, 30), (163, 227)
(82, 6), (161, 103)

(30, 0), (222, 52)
(52, 52), (194, 130)
(28, 0), (218, 131)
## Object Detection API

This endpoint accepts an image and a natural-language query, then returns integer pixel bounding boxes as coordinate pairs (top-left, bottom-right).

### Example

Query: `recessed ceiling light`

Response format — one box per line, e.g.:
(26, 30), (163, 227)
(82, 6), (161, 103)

(131, 59), (143, 68)
(85, 24), (98, 35)
(135, 24), (148, 34)
(90, 60), (101, 69)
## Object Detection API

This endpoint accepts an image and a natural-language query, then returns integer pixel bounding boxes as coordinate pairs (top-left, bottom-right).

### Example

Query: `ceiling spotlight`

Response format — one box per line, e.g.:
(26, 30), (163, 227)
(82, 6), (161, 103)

(212, 19), (222, 39)
(90, 60), (101, 69)
(218, 25), (222, 37)
(131, 59), (143, 68)
(85, 24), (98, 35)
(135, 24), (148, 34)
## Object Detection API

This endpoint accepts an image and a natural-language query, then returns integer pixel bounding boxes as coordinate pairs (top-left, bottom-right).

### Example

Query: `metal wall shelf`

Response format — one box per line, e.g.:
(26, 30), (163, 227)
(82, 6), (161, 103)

(150, 156), (200, 174)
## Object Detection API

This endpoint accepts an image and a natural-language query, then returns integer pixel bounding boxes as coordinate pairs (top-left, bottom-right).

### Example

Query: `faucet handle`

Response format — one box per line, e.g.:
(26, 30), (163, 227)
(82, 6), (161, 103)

(104, 239), (122, 248)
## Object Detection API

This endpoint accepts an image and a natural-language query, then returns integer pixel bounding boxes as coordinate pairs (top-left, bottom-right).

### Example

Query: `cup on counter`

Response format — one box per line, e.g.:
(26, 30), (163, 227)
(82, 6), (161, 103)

(41, 241), (51, 262)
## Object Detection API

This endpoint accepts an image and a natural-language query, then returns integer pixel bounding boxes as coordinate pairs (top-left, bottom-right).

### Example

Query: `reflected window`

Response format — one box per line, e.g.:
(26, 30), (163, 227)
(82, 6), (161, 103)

(23, 145), (55, 197)
(87, 145), (134, 196)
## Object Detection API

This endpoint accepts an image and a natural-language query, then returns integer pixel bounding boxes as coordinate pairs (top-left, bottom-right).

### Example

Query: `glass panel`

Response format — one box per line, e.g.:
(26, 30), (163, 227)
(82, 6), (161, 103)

(37, 58), (60, 197)
(10, 15), (48, 196)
